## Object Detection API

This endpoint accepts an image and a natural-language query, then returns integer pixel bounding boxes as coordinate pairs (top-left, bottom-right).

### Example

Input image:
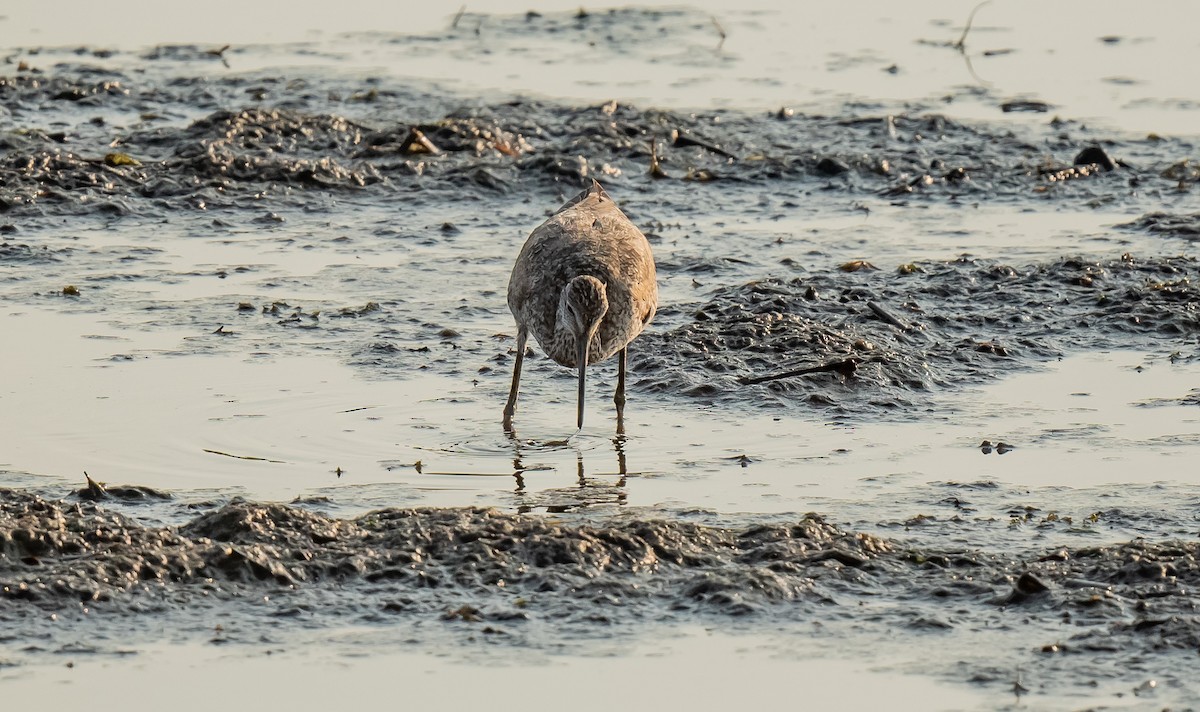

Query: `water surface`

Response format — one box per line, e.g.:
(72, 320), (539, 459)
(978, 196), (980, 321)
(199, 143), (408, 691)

(2, 3), (1199, 708)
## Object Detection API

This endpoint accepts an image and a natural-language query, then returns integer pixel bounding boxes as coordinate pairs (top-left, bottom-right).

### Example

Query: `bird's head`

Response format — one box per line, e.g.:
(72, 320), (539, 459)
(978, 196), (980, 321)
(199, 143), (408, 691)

(558, 275), (608, 350)
(558, 275), (608, 429)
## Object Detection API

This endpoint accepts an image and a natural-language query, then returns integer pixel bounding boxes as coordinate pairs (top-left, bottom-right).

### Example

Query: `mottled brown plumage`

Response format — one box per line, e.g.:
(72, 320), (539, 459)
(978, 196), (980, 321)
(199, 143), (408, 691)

(504, 180), (658, 430)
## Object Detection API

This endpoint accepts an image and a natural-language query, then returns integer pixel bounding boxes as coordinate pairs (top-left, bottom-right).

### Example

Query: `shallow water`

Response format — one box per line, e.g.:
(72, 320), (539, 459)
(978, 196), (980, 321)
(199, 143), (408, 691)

(0, 629), (990, 712)
(6, 1), (1200, 133)
(3, 2), (1200, 709)
(5, 309), (1198, 522)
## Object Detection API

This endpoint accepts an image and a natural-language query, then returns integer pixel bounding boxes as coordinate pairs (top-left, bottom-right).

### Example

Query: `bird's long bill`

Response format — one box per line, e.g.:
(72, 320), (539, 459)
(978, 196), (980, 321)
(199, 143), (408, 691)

(576, 337), (590, 430)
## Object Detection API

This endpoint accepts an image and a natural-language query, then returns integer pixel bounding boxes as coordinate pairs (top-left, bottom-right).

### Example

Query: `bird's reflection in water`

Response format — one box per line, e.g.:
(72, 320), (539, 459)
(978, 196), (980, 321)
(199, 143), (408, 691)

(505, 426), (629, 513)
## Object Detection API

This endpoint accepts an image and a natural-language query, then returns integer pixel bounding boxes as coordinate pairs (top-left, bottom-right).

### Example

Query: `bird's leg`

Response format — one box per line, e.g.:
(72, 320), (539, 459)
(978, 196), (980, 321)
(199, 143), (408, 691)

(503, 326), (528, 430)
(614, 346), (627, 433)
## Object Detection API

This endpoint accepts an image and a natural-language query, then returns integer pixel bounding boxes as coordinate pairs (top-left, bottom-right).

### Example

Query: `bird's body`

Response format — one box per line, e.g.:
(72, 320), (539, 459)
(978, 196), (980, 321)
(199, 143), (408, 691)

(504, 181), (657, 429)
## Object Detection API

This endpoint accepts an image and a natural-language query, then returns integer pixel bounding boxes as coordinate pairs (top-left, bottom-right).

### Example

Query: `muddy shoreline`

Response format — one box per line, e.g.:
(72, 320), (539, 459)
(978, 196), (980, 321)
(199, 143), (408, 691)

(3, 8), (1200, 707)
(3, 59), (1197, 417)
(4, 486), (1200, 701)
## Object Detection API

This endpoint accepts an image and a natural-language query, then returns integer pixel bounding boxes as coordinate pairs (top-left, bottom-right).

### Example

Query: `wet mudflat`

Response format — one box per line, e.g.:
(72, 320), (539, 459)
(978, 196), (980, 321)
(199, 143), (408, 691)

(3, 3), (1200, 709)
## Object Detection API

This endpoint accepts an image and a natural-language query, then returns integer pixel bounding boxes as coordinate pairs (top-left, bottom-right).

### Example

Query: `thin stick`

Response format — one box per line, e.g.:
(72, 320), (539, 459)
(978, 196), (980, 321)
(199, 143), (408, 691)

(961, 50), (991, 87)
(203, 448), (286, 463)
(205, 44), (232, 69)
(84, 471), (108, 499)
(649, 139), (668, 179)
(399, 127), (440, 154)
(739, 357), (862, 386)
(671, 128), (737, 160)
(953, 1), (991, 52)
(712, 16), (726, 51)
(451, 5), (467, 30)
(868, 301), (910, 330)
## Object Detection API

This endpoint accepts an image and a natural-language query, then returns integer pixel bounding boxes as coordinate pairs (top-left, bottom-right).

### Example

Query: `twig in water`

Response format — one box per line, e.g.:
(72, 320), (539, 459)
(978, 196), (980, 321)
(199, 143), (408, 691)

(399, 127), (441, 155)
(671, 128), (737, 160)
(953, 1), (991, 52)
(712, 16), (726, 51)
(205, 44), (232, 68)
(648, 139), (668, 179)
(451, 5), (466, 29)
(203, 448), (286, 464)
(1011, 667), (1029, 698)
(868, 301), (910, 330)
(84, 471), (108, 499)
(961, 51), (991, 87)
(739, 357), (864, 386)
(868, 301), (932, 343)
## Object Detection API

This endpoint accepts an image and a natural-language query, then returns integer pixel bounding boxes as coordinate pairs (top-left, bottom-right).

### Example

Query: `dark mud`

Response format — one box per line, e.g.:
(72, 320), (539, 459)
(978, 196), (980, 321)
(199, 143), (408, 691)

(638, 254), (1200, 412)
(1, 59), (1197, 220)
(1121, 211), (1200, 238)
(0, 489), (886, 614)
(3, 487), (1200, 697)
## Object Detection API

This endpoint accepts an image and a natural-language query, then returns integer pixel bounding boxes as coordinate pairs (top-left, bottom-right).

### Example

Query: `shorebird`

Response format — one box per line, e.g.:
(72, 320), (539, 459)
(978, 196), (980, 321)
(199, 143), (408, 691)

(503, 180), (658, 430)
